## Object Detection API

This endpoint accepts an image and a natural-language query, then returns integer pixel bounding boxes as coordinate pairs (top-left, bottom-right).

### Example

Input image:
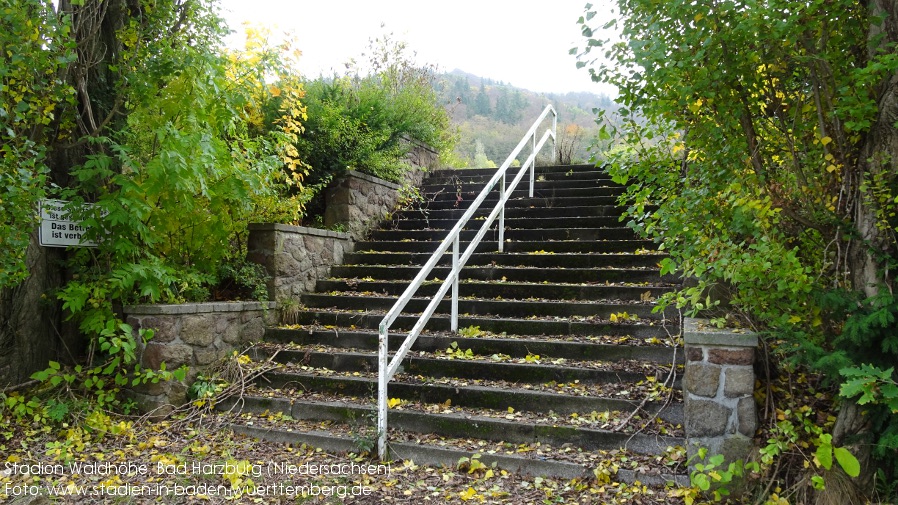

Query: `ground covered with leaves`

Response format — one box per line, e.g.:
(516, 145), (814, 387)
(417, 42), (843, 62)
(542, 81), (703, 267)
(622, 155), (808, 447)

(0, 407), (687, 504)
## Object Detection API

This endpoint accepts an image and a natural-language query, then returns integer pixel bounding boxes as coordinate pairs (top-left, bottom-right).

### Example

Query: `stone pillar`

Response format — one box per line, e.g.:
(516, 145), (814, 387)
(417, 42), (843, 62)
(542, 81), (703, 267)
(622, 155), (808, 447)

(247, 224), (353, 300)
(683, 318), (758, 467)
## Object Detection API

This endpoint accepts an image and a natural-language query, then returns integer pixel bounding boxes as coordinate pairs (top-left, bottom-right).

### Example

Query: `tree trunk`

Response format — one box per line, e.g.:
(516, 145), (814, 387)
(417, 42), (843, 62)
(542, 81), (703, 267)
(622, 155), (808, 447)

(848, 0), (898, 297)
(835, 0), (898, 489)
(0, 233), (69, 387)
(0, 0), (134, 387)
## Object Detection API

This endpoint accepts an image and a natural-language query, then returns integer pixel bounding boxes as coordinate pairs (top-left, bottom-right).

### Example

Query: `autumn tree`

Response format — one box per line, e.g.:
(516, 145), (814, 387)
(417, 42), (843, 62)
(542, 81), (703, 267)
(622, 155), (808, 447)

(576, 0), (898, 499)
(556, 123), (586, 164)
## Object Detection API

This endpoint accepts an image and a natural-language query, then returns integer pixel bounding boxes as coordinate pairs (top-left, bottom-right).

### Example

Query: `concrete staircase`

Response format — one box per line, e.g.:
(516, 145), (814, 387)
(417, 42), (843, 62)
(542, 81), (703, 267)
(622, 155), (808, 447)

(225, 164), (687, 483)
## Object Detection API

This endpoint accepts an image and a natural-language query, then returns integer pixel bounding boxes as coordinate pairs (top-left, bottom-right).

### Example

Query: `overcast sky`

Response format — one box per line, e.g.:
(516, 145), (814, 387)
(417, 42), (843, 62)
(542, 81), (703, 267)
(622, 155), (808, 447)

(216, 0), (613, 95)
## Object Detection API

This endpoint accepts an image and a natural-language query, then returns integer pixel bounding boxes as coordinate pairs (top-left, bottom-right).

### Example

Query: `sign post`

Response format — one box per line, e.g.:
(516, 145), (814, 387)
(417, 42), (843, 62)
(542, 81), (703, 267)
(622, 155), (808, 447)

(39, 199), (100, 248)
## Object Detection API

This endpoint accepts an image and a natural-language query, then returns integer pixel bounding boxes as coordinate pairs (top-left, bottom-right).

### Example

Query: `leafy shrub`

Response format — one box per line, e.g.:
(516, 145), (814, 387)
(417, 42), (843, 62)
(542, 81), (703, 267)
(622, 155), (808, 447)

(296, 31), (454, 189)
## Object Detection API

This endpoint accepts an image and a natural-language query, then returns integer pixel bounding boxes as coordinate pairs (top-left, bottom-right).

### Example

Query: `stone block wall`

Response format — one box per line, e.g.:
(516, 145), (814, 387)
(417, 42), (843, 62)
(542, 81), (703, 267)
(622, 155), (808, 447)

(403, 136), (439, 171)
(124, 301), (276, 412)
(324, 170), (424, 241)
(683, 318), (759, 467)
(247, 224), (353, 300)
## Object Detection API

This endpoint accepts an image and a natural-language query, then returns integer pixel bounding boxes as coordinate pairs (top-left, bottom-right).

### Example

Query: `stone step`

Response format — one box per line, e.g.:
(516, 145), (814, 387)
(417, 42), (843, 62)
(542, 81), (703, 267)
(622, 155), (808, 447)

(426, 164), (600, 179)
(342, 251), (667, 269)
(425, 186), (623, 202)
(368, 227), (640, 242)
(418, 194), (622, 210)
(390, 205), (641, 221)
(354, 239), (652, 254)
(300, 293), (669, 320)
(227, 423), (688, 485)
(250, 371), (681, 423)
(264, 328), (683, 363)
(316, 279), (673, 301)
(286, 310), (677, 339)
(388, 215), (628, 230)
(424, 169), (613, 184)
(419, 178), (620, 193)
(222, 396), (683, 456)
(329, 265), (675, 284)
(253, 347), (655, 385)
(422, 170), (619, 187)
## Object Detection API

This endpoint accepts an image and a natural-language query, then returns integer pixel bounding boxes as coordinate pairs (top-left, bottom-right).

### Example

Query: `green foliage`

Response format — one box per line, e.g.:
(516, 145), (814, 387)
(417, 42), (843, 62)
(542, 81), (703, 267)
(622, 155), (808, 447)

(298, 31), (454, 185)
(299, 78), (406, 182)
(0, 2), (299, 417)
(188, 374), (228, 402)
(439, 74), (610, 168)
(680, 448), (758, 503)
(784, 290), (898, 455)
(0, 1), (75, 288)
(815, 433), (861, 478)
(213, 259), (270, 302)
(840, 364), (898, 456)
(575, 0), (898, 488)
(574, 0), (898, 321)
(458, 325), (483, 338)
(443, 341), (475, 360)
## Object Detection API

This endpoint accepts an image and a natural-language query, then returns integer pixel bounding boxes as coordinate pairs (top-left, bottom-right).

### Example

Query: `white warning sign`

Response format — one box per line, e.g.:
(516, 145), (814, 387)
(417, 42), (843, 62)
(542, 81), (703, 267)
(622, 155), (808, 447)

(39, 199), (100, 248)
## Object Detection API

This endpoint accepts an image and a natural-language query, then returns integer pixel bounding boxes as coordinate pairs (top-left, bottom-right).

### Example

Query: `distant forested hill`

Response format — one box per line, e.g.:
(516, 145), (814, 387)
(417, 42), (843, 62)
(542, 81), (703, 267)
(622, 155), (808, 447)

(434, 70), (618, 168)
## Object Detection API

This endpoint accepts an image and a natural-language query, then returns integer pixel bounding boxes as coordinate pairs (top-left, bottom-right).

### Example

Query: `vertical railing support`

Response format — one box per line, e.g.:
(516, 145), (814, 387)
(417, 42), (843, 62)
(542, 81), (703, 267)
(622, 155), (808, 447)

(451, 235), (459, 332)
(498, 172), (506, 252)
(552, 112), (558, 163)
(529, 133), (536, 197)
(377, 323), (389, 459)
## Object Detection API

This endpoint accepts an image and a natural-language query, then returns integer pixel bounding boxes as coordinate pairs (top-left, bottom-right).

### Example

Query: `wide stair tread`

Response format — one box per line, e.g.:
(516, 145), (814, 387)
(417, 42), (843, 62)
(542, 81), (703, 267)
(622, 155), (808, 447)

(221, 333), (686, 481)
(331, 265), (680, 284)
(316, 279), (675, 301)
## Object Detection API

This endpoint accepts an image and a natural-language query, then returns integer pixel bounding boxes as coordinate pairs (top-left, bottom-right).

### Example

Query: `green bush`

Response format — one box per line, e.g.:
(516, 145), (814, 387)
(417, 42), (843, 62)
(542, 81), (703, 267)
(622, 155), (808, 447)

(296, 32), (454, 189)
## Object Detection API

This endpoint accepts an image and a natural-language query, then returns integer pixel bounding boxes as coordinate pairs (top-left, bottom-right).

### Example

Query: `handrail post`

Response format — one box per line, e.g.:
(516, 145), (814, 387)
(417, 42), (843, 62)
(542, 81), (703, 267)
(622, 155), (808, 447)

(498, 172), (506, 252)
(451, 234), (459, 332)
(552, 111), (558, 163)
(377, 324), (388, 460)
(529, 132), (536, 198)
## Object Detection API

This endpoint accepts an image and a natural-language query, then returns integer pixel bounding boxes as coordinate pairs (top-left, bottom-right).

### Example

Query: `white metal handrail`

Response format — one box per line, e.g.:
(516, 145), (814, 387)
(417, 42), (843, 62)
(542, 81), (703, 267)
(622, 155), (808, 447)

(376, 105), (557, 459)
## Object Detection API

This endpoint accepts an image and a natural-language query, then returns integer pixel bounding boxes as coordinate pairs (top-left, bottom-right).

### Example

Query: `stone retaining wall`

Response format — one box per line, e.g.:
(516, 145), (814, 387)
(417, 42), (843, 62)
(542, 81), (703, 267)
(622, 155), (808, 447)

(324, 169), (424, 241)
(124, 301), (276, 412)
(403, 137), (439, 171)
(247, 224), (353, 300)
(683, 318), (758, 467)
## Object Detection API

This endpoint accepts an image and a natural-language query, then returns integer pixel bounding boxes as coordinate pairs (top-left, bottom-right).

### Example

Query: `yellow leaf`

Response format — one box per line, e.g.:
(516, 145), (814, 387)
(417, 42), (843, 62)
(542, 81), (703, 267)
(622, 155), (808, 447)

(459, 487), (477, 501)
(826, 164), (838, 173)
(688, 99), (703, 114)
(387, 398), (403, 409)
(821, 136), (833, 146)
(788, 315), (802, 324)
(507, 407), (515, 414)
(694, 13), (704, 22)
